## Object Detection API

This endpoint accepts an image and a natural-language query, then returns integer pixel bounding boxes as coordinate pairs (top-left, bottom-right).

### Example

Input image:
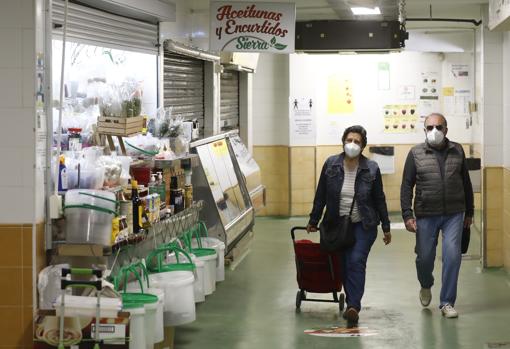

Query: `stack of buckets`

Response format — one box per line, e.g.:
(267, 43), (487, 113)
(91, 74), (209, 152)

(115, 264), (161, 349)
(114, 222), (226, 347)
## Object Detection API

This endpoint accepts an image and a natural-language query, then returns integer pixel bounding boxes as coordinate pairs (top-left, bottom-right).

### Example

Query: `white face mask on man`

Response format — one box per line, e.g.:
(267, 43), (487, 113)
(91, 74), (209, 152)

(426, 127), (445, 146)
(344, 142), (362, 158)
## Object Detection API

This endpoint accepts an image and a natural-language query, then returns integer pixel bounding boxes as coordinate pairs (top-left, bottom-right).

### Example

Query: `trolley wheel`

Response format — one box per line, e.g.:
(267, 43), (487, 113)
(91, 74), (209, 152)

(296, 291), (302, 309)
(300, 290), (307, 300)
(339, 293), (345, 312)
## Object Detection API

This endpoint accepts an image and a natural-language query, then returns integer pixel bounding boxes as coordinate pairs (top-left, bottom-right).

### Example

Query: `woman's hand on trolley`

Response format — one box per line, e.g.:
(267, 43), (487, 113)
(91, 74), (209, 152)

(306, 224), (318, 233)
(383, 231), (392, 245)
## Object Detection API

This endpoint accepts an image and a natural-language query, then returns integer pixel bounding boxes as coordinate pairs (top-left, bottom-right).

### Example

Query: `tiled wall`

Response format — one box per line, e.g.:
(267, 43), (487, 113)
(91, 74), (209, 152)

(0, 0), (44, 347)
(485, 168), (504, 267)
(504, 168), (510, 270)
(290, 147), (315, 216)
(252, 53), (289, 146)
(0, 223), (44, 348)
(0, 0), (37, 223)
(255, 143), (479, 218)
(253, 146), (289, 216)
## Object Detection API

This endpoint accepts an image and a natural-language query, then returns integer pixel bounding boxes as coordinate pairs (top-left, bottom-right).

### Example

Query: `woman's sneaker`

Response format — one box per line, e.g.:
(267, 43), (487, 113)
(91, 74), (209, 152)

(440, 304), (458, 318)
(420, 288), (432, 307)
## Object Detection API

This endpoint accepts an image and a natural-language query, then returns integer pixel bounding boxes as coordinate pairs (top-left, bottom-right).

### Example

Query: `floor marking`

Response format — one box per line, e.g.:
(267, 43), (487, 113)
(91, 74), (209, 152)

(304, 326), (379, 337)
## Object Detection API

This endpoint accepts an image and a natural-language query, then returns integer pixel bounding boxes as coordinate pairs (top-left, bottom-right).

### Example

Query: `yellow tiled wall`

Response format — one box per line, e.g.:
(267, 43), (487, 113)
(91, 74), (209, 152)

(253, 146), (290, 216)
(290, 147), (316, 216)
(0, 223), (45, 348)
(484, 168), (504, 267)
(256, 143), (478, 218)
(503, 168), (510, 270)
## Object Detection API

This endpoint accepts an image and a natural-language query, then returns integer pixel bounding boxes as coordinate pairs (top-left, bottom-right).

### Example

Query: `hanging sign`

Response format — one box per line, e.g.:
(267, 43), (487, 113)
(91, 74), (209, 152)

(210, 2), (296, 53)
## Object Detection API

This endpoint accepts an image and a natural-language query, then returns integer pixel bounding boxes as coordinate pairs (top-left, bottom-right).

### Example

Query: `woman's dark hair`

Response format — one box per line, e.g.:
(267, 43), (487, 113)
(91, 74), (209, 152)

(342, 125), (367, 148)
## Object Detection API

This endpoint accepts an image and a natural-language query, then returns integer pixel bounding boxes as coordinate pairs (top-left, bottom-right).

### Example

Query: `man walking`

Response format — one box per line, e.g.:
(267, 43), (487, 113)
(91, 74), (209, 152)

(401, 113), (474, 318)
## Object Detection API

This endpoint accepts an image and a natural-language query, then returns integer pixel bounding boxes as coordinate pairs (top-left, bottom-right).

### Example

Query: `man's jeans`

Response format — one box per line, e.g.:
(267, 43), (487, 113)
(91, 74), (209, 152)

(342, 222), (377, 311)
(416, 212), (464, 307)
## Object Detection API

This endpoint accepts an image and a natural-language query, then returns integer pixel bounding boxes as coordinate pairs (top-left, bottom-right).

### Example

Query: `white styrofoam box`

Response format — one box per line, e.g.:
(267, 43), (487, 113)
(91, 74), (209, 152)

(0, 69), (23, 108)
(22, 29), (35, 69)
(0, 29), (22, 68)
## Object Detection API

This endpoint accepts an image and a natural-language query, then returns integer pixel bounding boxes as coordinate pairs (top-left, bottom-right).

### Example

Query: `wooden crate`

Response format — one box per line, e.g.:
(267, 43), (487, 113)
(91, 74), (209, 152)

(97, 115), (143, 137)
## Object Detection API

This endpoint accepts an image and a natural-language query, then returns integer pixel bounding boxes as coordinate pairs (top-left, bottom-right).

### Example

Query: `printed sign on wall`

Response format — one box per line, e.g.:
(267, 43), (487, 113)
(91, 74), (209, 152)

(210, 2), (295, 53)
(383, 104), (418, 133)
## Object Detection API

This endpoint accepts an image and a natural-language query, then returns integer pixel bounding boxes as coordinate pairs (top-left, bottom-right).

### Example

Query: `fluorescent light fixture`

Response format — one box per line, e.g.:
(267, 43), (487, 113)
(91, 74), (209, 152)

(351, 6), (381, 15)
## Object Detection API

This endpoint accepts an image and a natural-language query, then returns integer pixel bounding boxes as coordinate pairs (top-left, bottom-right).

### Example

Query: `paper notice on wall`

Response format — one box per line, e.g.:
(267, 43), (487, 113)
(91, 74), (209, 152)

(444, 89), (471, 117)
(398, 85), (416, 100)
(419, 72), (440, 100)
(450, 64), (469, 79)
(443, 87), (454, 97)
(377, 62), (390, 90)
(383, 105), (418, 133)
(290, 97), (316, 145)
(327, 75), (354, 114)
(418, 99), (440, 122)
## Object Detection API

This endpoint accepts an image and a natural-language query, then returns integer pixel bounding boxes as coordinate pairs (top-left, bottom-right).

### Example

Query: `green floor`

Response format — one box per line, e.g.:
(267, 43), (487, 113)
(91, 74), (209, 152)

(175, 217), (510, 349)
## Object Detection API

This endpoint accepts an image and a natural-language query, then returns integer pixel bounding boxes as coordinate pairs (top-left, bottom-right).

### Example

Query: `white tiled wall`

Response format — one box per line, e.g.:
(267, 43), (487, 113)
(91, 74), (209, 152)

(0, 0), (37, 223)
(252, 53), (290, 146)
(482, 26), (504, 167)
(504, 32), (510, 170)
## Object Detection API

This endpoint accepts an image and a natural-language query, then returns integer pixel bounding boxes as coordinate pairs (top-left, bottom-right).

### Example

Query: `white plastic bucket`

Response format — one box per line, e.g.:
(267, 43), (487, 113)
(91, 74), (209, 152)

(197, 253), (217, 296)
(144, 302), (158, 349)
(149, 271), (196, 326)
(166, 253), (205, 303)
(126, 284), (165, 344)
(192, 237), (226, 282)
(127, 306), (145, 349)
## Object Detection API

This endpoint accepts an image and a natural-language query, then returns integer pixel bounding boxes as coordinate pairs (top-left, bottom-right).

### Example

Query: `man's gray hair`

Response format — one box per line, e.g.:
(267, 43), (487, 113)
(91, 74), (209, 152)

(424, 113), (448, 127)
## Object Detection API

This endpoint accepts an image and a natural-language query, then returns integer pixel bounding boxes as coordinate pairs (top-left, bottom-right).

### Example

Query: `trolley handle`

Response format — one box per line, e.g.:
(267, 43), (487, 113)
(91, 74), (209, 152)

(291, 226), (310, 241)
(62, 268), (103, 278)
(61, 279), (102, 290)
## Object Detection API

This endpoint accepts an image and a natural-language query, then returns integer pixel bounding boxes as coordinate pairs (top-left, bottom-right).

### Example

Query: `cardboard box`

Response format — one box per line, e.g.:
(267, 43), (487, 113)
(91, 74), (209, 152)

(34, 311), (130, 349)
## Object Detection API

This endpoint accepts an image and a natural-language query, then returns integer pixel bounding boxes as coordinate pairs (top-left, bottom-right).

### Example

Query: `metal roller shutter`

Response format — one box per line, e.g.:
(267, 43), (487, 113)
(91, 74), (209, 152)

(220, 71), (240, 132)
(52, 0), (159, 54)
(163, 52), (205, 136)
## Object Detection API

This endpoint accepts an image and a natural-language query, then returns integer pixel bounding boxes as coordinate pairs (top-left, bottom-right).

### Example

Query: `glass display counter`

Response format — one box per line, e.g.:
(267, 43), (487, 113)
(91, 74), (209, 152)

(190, 134), (254, 253)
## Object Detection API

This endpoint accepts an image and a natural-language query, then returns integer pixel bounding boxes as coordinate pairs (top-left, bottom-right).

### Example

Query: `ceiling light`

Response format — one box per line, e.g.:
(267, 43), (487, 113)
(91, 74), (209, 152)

(351, 6), (381, 15)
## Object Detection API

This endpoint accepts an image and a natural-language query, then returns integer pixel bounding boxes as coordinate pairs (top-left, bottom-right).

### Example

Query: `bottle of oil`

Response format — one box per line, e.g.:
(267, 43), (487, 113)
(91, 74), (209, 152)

(131, 180), (142, 234)
(170, 176), (184, 214)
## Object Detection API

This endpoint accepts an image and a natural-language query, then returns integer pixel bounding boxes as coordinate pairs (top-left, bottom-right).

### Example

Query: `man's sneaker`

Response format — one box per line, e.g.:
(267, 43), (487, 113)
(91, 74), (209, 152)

(441, 304), (458, 318)
(344, 307), (359, 324)
(419, 288), (432, 307)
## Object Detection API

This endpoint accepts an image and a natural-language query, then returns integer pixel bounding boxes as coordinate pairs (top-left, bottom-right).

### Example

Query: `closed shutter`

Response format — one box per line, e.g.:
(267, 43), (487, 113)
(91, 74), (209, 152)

(52, 0), (158, 54)
(163, 52), (205, 136)
(220, 71), (240, 132)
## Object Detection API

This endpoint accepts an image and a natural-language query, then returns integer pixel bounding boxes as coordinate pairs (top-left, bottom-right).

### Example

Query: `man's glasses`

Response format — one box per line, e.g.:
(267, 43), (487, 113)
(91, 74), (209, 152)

(425, 125), (444, 131)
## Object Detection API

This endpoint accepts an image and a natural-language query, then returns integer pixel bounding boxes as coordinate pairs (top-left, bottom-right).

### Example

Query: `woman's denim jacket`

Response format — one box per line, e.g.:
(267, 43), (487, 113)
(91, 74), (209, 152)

(308, 153), (391, 233)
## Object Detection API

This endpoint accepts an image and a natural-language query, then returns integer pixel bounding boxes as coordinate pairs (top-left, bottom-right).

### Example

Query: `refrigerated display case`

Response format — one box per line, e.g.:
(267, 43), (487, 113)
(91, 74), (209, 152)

(190, 134), (254, 253)
(226, 131), (265, 212)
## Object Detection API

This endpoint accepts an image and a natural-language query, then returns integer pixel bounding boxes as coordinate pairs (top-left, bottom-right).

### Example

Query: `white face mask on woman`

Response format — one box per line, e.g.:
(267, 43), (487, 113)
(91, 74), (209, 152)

(344, 142), (362, 158)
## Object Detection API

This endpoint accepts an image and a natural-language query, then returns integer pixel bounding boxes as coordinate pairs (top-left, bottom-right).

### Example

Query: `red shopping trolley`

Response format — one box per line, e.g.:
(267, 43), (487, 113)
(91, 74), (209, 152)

(291, 226), (345, 313)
